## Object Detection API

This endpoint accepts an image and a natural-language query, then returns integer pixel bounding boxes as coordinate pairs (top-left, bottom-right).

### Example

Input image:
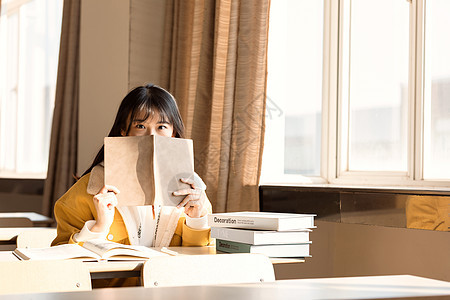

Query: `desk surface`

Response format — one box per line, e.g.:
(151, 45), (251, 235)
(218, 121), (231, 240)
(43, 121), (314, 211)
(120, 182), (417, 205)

(0, 275), (449, 299)
(0, 212), (53, 225)
(0, 246), (304, 279)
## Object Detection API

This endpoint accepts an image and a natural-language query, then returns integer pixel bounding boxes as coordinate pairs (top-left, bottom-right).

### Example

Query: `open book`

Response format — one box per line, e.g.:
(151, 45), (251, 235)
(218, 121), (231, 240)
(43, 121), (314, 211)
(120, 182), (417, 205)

(104, 135), (195, 207)
(13, 239), (168, 262)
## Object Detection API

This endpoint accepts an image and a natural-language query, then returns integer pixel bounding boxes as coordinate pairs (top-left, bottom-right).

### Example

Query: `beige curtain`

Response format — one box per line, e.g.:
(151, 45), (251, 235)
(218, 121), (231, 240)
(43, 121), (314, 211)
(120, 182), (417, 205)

(161, 0), (270, 212)
(42, 0), (80, 217)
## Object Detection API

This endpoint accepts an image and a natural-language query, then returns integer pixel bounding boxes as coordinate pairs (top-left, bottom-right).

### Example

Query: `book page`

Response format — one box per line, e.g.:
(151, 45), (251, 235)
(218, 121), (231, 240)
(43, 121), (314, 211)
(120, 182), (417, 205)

(104, 136), (155, 206)
(154, 206), (183, 247)
(82, 239), (167, 260)
(153, 135), (194, 207)
(13, 244), (100, 261)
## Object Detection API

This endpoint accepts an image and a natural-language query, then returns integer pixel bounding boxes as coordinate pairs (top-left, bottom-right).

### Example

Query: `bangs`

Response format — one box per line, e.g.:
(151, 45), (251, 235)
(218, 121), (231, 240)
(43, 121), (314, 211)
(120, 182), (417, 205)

(130, 102), (171, 124)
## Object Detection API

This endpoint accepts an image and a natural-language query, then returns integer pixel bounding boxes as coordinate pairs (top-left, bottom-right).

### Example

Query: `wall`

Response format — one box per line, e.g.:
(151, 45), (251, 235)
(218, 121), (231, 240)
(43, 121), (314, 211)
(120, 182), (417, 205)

(128, 0), (166, 88)
(78, 0), (166, 174)
(78, 0), (131, 174)
(274, 220), (450, 282)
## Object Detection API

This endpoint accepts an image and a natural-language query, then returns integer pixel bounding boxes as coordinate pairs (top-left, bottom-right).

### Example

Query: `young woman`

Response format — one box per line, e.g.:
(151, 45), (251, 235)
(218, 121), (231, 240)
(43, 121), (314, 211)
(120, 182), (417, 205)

(52, 84), (212, 249)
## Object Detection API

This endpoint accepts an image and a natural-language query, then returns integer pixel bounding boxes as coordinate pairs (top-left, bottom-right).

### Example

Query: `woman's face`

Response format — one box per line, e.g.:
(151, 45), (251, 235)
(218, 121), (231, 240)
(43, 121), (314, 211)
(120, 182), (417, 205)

(122, 110), (175, 137)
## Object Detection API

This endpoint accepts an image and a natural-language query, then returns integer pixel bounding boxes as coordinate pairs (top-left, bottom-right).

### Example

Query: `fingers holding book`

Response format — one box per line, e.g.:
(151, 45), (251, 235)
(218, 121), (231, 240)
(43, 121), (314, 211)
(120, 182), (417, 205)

(92, 185), (120, 233)
(174, 178), (208, 218)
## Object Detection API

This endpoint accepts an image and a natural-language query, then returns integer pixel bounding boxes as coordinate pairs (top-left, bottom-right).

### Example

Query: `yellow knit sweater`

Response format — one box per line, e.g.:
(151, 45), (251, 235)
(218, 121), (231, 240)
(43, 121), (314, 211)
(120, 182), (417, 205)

(52, 173), (212, 246)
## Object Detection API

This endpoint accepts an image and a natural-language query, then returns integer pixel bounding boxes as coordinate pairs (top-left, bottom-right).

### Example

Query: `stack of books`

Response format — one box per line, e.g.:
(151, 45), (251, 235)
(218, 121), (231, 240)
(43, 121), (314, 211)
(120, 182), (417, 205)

(208, 212), (316, 258)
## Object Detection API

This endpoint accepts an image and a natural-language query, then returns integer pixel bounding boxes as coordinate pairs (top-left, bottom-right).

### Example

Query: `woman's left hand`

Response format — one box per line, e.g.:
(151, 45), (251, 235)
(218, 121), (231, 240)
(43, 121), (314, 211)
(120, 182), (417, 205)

(173, 178), (209, 218)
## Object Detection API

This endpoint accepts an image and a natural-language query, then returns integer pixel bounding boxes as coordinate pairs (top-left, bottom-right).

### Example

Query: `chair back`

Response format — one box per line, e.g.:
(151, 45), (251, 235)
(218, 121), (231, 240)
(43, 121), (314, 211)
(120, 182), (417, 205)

(0, 260), (91, 295)
(142, 253), (275, 288)
(16, 228), (57, 248)
(0, 217), (33, 228)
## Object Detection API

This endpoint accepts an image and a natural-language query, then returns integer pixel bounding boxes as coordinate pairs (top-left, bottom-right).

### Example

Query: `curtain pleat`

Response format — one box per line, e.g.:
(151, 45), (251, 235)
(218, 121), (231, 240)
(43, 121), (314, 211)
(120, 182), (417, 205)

(162, 0), (270, 212)
(42, 0), (80, 217)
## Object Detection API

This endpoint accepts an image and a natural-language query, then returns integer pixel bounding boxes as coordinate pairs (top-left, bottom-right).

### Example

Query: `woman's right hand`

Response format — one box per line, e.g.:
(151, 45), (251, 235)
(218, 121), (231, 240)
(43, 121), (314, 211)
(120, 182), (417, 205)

(91, 185), (120, 233)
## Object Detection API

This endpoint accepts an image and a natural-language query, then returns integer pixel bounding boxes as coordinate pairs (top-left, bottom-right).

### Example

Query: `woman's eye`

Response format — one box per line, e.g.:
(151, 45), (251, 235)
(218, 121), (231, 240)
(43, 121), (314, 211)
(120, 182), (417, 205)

(158, 125), (167, 130)
(136, 124), (145, 129)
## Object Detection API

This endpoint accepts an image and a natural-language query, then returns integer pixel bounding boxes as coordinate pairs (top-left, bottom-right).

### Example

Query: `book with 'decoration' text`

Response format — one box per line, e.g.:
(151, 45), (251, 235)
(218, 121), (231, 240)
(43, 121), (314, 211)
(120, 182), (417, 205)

(211, 227), (311, 245)
(13, 239), (168, 262)
(216, 239), (311, 258)
(208, 212), (315, 231)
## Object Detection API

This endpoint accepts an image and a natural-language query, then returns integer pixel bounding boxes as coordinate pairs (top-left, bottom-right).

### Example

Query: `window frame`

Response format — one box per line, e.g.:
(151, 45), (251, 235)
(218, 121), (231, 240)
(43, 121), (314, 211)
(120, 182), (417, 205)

(262, 0), (450, 189)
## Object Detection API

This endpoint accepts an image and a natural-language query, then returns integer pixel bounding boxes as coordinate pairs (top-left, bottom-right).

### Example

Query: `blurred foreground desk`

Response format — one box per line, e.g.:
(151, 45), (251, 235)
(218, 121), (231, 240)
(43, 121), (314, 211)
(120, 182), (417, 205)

(0, 212), (53, 227)
(0, 275), (449, 299)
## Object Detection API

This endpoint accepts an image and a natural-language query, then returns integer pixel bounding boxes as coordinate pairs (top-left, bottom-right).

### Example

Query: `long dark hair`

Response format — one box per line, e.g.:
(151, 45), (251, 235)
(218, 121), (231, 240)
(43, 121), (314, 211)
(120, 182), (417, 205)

(81, 84), (185, 177)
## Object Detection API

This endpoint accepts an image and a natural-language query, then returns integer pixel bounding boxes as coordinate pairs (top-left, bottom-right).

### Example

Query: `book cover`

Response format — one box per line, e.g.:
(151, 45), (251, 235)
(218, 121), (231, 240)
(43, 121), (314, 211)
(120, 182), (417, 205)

(208, 212), (315, 231)
(13, 240), (168, 262)
(215, 239), (311, 258)
(211, 227), (311, 245)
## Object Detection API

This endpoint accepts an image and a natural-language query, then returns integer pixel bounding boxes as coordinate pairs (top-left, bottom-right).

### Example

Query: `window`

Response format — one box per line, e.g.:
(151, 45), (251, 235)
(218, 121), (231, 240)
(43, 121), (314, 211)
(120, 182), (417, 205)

(0, 0), (63, 178)
(262, 0), (324, 184)
(341, 0), (409, 173)
(261, 0), (450, 187)
(422, 0), (450, 180)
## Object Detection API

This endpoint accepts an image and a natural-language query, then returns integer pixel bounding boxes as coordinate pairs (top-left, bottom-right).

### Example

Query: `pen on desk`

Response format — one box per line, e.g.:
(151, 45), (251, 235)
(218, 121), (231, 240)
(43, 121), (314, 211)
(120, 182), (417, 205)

(161, 247), (179, 256)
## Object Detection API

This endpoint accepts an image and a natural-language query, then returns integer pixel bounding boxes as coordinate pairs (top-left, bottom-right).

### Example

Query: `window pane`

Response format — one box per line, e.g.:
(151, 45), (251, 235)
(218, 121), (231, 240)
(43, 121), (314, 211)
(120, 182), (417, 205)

(261, 0), (323, 181)
(423, 0), (450, 180)
(343, 0), (409, 172)
(0, 0), (63, 177)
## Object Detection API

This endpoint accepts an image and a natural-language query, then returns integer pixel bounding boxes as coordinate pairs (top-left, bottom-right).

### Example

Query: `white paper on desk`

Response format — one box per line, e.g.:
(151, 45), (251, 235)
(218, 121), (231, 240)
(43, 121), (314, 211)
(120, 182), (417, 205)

(104, 135), (194, 207)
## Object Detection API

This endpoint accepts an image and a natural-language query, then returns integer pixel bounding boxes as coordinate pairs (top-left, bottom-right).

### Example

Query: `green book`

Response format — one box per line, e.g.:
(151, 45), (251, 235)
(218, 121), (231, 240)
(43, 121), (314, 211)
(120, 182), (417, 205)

(215, 239), (311, 258)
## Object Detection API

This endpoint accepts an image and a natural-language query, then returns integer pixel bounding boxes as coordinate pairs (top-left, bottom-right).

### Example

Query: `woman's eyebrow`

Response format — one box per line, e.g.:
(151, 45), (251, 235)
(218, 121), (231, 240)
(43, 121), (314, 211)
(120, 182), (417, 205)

(158, 120), (171, 124)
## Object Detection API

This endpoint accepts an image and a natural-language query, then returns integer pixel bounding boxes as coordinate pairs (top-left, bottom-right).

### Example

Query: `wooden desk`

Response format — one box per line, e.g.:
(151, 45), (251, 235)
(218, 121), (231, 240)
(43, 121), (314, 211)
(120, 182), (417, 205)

(0, 275), (449, 299)
(86, 246), (303, 279)
(87, 246), (303, 279)
(0, 246), (304, 279)
(0, 212), (53, 227)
